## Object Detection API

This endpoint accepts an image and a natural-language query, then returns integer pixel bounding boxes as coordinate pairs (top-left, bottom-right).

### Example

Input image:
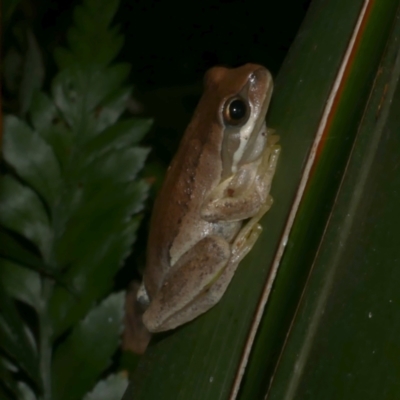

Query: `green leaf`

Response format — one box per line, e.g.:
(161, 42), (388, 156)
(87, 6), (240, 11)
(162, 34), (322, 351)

(241, 2), (400, 398)
(81, 148), (150, 184)
(52, 292), (125, 400)
(40, 0), (150, 340)
(0, 230), (75, 297)
(94, 87), (132, 132)
(50, 216), (142, 337)
(119, 351), (141, 375)
(0, 356), (18, 398)
(30, 91), (59, 132)
(0, 259), (41, 310)
(52, 64), (130, 134)
(0, 229), (54, 277)
(0, 290), (39, 385)
(66, 25), (123, 68)
(29, 91), (74, 170)
(83, 373), (128, 400)
(73, 0), (119, 32)
(81, 118), (153, 162)
(2, 1), (151, 398)
(0, 176), (51, 257)
(19, 30), (44, 115)
(17, 382), (36, 400)
(55, 180), (146, 262)
(41, 127), (73, 173)
(2, 48), (23, 95)
(266, 4), (400, 398)
(3, 116), (61, 206)
(54, 0), (122, 68)
(0, 356), (18, 373)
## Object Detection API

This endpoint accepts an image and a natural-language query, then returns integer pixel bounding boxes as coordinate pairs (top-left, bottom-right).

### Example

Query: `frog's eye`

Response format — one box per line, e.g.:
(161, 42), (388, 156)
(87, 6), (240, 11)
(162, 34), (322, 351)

(223, 97), (250, 126)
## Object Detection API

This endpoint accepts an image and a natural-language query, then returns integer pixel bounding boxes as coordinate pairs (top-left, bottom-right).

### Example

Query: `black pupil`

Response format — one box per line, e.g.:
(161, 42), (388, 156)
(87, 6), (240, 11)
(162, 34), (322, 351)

(229, 99), (247, 120)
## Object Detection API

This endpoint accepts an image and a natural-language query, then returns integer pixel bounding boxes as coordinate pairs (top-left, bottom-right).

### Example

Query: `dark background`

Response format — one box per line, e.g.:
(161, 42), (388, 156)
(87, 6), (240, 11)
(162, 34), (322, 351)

(5, 0), (311, 279)
(120, 0), (311, 160)
(11, 0), (311, 160)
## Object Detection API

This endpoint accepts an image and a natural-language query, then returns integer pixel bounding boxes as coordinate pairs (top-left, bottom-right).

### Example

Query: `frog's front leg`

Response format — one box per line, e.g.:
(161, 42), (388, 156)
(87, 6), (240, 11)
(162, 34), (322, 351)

(202, 134), (280, 222)
(142, 235), (231, 332)
(231, 133), (280, 262)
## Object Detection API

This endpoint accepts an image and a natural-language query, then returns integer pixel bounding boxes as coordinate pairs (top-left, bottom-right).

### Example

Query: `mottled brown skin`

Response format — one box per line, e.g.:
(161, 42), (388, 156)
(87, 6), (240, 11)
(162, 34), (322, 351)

(145, 64), (264, 297)
(140, 64), (279, 331)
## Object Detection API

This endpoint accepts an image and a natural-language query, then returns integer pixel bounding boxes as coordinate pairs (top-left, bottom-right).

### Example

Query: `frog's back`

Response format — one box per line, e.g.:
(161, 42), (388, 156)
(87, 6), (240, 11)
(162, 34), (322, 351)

(144, 93), (223, 295)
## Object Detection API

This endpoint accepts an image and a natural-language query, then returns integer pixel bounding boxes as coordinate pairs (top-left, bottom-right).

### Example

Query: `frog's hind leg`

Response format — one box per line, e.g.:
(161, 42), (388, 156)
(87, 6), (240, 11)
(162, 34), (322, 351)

(142, 235), (230, 332)
(145, 197), (274, 332)
(204, 195), (273, 308)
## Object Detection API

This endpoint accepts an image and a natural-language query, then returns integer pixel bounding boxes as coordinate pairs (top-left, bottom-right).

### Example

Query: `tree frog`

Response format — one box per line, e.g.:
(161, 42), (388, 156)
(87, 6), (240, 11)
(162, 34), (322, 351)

(138, 64), (280, 332)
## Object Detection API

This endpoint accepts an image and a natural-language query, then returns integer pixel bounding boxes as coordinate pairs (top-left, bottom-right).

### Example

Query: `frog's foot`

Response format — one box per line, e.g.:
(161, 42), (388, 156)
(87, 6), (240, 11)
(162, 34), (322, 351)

(254, 137), (280, 204)
(137, 282), (150, 307)
(231, 195), (273, 264)
(231, 223), (262, 265)
(122, 281), (152, 354)
(260, 135), (280, 177)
